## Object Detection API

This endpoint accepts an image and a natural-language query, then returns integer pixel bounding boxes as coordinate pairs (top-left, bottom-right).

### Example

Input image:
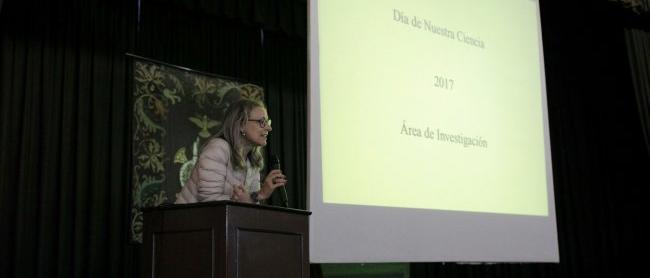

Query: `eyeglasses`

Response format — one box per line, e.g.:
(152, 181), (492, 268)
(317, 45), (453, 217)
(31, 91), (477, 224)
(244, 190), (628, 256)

(248, 118), (272, 128)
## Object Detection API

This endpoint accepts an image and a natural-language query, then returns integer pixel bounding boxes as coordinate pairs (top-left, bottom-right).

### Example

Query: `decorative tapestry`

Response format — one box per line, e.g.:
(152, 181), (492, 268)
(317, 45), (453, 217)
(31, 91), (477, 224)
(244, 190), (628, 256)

(130, 56), (264, 242)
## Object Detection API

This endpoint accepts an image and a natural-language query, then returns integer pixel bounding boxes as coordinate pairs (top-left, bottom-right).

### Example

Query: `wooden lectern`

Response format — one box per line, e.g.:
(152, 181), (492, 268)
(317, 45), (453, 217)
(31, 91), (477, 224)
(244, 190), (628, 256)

(142, 201), (311, 278)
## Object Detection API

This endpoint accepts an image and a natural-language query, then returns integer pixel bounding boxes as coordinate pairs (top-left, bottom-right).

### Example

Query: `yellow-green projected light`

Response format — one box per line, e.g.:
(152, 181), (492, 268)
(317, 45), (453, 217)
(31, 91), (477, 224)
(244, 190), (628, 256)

(319, 0), (548, 216)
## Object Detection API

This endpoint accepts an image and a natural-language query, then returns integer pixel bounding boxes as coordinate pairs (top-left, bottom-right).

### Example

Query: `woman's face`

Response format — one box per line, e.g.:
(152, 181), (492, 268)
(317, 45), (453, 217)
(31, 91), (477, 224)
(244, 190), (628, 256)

(243, 107), (272, 146)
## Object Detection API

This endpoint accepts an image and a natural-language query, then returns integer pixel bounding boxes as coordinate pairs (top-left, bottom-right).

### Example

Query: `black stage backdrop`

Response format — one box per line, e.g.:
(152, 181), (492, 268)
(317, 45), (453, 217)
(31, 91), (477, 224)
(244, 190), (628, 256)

(1, 0), (649, 278)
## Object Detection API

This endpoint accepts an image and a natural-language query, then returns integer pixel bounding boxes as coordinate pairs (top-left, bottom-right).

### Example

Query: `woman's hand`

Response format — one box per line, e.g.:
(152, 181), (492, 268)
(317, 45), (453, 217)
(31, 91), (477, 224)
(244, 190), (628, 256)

(231, 185), (253, 203)
(259, 169), (287, 199)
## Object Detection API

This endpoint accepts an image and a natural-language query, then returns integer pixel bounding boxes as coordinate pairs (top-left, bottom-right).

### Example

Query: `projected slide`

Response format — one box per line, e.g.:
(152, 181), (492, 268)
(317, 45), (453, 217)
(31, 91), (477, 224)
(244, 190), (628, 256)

(310, 0), (558, 263)
(318, 0), (548, 216)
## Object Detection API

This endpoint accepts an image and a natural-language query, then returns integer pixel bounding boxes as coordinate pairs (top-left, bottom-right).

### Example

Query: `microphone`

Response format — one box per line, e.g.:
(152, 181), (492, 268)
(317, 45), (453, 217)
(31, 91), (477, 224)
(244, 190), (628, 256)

(271, 154), (289, 207)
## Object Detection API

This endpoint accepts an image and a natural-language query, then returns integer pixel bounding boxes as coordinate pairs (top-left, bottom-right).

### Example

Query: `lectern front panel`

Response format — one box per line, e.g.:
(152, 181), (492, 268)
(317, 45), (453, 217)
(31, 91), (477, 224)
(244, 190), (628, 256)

(153, 229), (214, 278)
(236, 229), (303, 278)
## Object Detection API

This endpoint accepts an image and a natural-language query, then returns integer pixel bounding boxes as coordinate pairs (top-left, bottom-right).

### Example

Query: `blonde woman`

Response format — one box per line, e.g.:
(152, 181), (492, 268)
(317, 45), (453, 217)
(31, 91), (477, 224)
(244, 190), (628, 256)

(176, 99), (287, 204)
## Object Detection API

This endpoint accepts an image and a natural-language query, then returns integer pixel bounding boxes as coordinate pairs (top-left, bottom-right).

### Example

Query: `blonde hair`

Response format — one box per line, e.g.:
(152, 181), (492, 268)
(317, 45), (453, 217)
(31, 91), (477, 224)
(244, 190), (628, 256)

(215, 98), (265, 170)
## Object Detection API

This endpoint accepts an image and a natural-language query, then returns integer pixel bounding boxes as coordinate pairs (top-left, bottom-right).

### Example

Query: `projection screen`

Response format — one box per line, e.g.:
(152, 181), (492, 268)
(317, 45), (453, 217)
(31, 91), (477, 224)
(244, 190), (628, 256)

(308, 0), (559, 263)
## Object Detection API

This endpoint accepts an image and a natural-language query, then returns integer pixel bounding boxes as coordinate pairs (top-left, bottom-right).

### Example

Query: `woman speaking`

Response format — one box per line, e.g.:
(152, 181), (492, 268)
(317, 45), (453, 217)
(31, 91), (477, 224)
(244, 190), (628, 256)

(175, 99), (287, 204)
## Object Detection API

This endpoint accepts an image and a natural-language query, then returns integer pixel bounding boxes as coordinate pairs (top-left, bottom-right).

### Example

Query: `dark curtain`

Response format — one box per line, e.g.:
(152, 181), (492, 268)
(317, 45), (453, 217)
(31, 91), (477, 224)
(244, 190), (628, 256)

(625, 28), (650, 155)
(134, 1), (265, 84)
(262, 31), (308, 210)
(144, 0), (307, 38)
(0, 0), (137, 277)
